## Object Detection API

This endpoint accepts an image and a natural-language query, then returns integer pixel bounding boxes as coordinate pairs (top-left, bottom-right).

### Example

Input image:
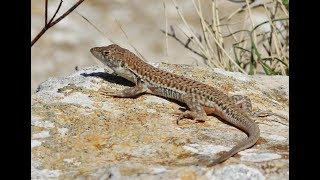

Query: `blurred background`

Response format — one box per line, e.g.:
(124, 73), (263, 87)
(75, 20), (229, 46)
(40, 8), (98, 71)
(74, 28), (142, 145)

(31, 0), (288, 93)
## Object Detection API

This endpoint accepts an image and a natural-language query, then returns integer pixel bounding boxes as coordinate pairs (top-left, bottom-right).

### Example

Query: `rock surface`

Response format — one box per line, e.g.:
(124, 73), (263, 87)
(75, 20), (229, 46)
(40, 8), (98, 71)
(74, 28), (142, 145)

(31, 63), (288, 179)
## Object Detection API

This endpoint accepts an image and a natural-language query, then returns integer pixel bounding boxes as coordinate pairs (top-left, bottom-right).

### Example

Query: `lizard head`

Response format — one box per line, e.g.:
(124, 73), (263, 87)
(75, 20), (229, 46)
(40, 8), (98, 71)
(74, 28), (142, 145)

(90, 44), (138, 83)
(90, 44), (126, 69)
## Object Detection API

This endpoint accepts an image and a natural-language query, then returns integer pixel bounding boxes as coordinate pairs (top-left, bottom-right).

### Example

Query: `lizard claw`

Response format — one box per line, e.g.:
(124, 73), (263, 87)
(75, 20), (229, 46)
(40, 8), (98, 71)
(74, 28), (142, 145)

(173, 111), (205, 125)
(176, 115), (187, 125)
(171, 111), (190, 125)
(171, 111), (185, 125)
(98, 88), (119, 97)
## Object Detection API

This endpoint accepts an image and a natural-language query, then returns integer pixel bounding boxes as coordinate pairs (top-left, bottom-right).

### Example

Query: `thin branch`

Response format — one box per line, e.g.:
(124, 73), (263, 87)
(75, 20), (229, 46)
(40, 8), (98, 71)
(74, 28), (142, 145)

(31, 28), (49, 47)
(50, 0), (84, 27)
(31, 0), (85, 47)
(163, 1), (169, 57)
(45, 0), (48, 24)
(160, 26), (206, 59)
(47, 0), (63, 25)
(114, 18), (146, 63)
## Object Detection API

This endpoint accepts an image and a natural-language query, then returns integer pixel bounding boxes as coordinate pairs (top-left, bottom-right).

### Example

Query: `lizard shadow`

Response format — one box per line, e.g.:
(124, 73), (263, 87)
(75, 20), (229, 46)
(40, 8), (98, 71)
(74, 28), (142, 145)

(81, 72), (135, 87)
(81, 72), (189, 105)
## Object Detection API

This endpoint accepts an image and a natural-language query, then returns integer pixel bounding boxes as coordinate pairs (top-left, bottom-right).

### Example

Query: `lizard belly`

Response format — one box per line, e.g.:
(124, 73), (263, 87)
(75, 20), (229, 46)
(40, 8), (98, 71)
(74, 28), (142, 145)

(148, 86), (185, 102)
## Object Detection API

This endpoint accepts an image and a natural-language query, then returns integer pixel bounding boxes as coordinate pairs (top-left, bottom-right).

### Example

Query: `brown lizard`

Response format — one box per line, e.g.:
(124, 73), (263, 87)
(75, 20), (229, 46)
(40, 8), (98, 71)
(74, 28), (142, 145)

(90, 44), (260, 166)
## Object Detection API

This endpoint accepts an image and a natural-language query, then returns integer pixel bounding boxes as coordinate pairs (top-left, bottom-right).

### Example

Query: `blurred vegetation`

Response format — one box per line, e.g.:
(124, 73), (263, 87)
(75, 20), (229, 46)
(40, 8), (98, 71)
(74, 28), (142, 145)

(163, 0), (289, 75)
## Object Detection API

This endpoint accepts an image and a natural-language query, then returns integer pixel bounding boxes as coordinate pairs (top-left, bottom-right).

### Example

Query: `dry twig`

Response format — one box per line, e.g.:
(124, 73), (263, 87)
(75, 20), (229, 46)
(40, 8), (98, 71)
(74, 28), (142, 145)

(31, 0), (85, 47)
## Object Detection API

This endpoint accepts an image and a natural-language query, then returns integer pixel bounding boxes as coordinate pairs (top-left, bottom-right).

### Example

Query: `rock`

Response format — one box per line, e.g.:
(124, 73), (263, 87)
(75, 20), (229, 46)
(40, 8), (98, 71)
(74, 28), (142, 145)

(31, 63), (288, 179)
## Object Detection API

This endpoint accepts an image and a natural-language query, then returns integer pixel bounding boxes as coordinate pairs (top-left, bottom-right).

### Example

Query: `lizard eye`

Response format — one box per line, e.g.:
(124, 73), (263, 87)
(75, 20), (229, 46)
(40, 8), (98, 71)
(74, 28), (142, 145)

(102, 50), (110, 56)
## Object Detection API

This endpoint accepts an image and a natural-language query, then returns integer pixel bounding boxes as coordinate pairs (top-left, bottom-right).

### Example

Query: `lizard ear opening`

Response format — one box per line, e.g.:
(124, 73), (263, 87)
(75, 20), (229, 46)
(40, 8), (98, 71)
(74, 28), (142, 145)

(120, 61), (125, 67)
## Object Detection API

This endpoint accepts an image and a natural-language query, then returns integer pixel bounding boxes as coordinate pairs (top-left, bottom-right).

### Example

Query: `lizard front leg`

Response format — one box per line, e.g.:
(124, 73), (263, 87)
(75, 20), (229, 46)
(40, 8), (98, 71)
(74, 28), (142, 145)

(99, 84), (147, 98)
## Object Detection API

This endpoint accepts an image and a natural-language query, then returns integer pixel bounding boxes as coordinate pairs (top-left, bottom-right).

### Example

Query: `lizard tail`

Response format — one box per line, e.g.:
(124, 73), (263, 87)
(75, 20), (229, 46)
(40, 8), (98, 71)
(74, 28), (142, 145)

(207, 122), (260, 166)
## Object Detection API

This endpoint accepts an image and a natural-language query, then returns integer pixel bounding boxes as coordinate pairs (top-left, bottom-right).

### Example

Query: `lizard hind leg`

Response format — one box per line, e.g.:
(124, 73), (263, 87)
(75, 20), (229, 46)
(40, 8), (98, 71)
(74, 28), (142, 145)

(175, 95), (207, 125)
(231, 95), (253, 112)
(231, 95), (288, 120)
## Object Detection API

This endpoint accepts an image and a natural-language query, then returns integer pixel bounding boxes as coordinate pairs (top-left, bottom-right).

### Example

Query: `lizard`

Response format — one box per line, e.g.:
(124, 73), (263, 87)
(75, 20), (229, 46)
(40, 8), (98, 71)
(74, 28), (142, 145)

(90, 44), (260, 166)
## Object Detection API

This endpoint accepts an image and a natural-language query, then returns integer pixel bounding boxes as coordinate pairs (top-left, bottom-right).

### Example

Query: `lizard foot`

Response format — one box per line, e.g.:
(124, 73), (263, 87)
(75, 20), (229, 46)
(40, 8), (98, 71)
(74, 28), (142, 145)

(98, 87), (120, 97)
(173, 111), (206, 125)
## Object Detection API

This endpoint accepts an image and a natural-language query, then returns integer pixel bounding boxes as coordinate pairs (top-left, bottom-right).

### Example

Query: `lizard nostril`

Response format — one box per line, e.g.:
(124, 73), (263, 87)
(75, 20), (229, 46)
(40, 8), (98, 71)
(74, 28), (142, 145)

(90, 48), (96, 53)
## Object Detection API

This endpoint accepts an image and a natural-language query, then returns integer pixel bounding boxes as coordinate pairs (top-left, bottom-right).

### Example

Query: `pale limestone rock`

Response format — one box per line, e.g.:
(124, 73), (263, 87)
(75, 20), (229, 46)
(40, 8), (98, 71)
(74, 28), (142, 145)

(31, 63), (288, 179)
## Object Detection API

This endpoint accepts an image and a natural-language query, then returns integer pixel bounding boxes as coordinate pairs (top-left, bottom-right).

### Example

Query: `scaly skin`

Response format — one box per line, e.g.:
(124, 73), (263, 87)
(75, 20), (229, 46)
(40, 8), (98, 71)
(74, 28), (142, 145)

(90, 44), (260, 166)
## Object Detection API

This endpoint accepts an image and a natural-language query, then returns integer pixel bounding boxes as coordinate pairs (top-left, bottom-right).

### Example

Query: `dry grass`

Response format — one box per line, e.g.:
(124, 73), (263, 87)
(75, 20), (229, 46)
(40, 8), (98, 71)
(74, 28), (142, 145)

(162, 0), (289, 75)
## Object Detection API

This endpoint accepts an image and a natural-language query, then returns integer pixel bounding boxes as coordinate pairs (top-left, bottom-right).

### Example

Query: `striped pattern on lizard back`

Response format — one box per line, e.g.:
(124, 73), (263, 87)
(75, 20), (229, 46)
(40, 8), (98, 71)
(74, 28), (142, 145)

(111, 45), (255, 131)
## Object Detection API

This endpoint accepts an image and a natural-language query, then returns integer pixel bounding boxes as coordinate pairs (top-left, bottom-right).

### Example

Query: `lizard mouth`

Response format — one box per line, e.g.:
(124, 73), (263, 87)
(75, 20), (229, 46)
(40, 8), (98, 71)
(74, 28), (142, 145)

(90, 47), (102, 60)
